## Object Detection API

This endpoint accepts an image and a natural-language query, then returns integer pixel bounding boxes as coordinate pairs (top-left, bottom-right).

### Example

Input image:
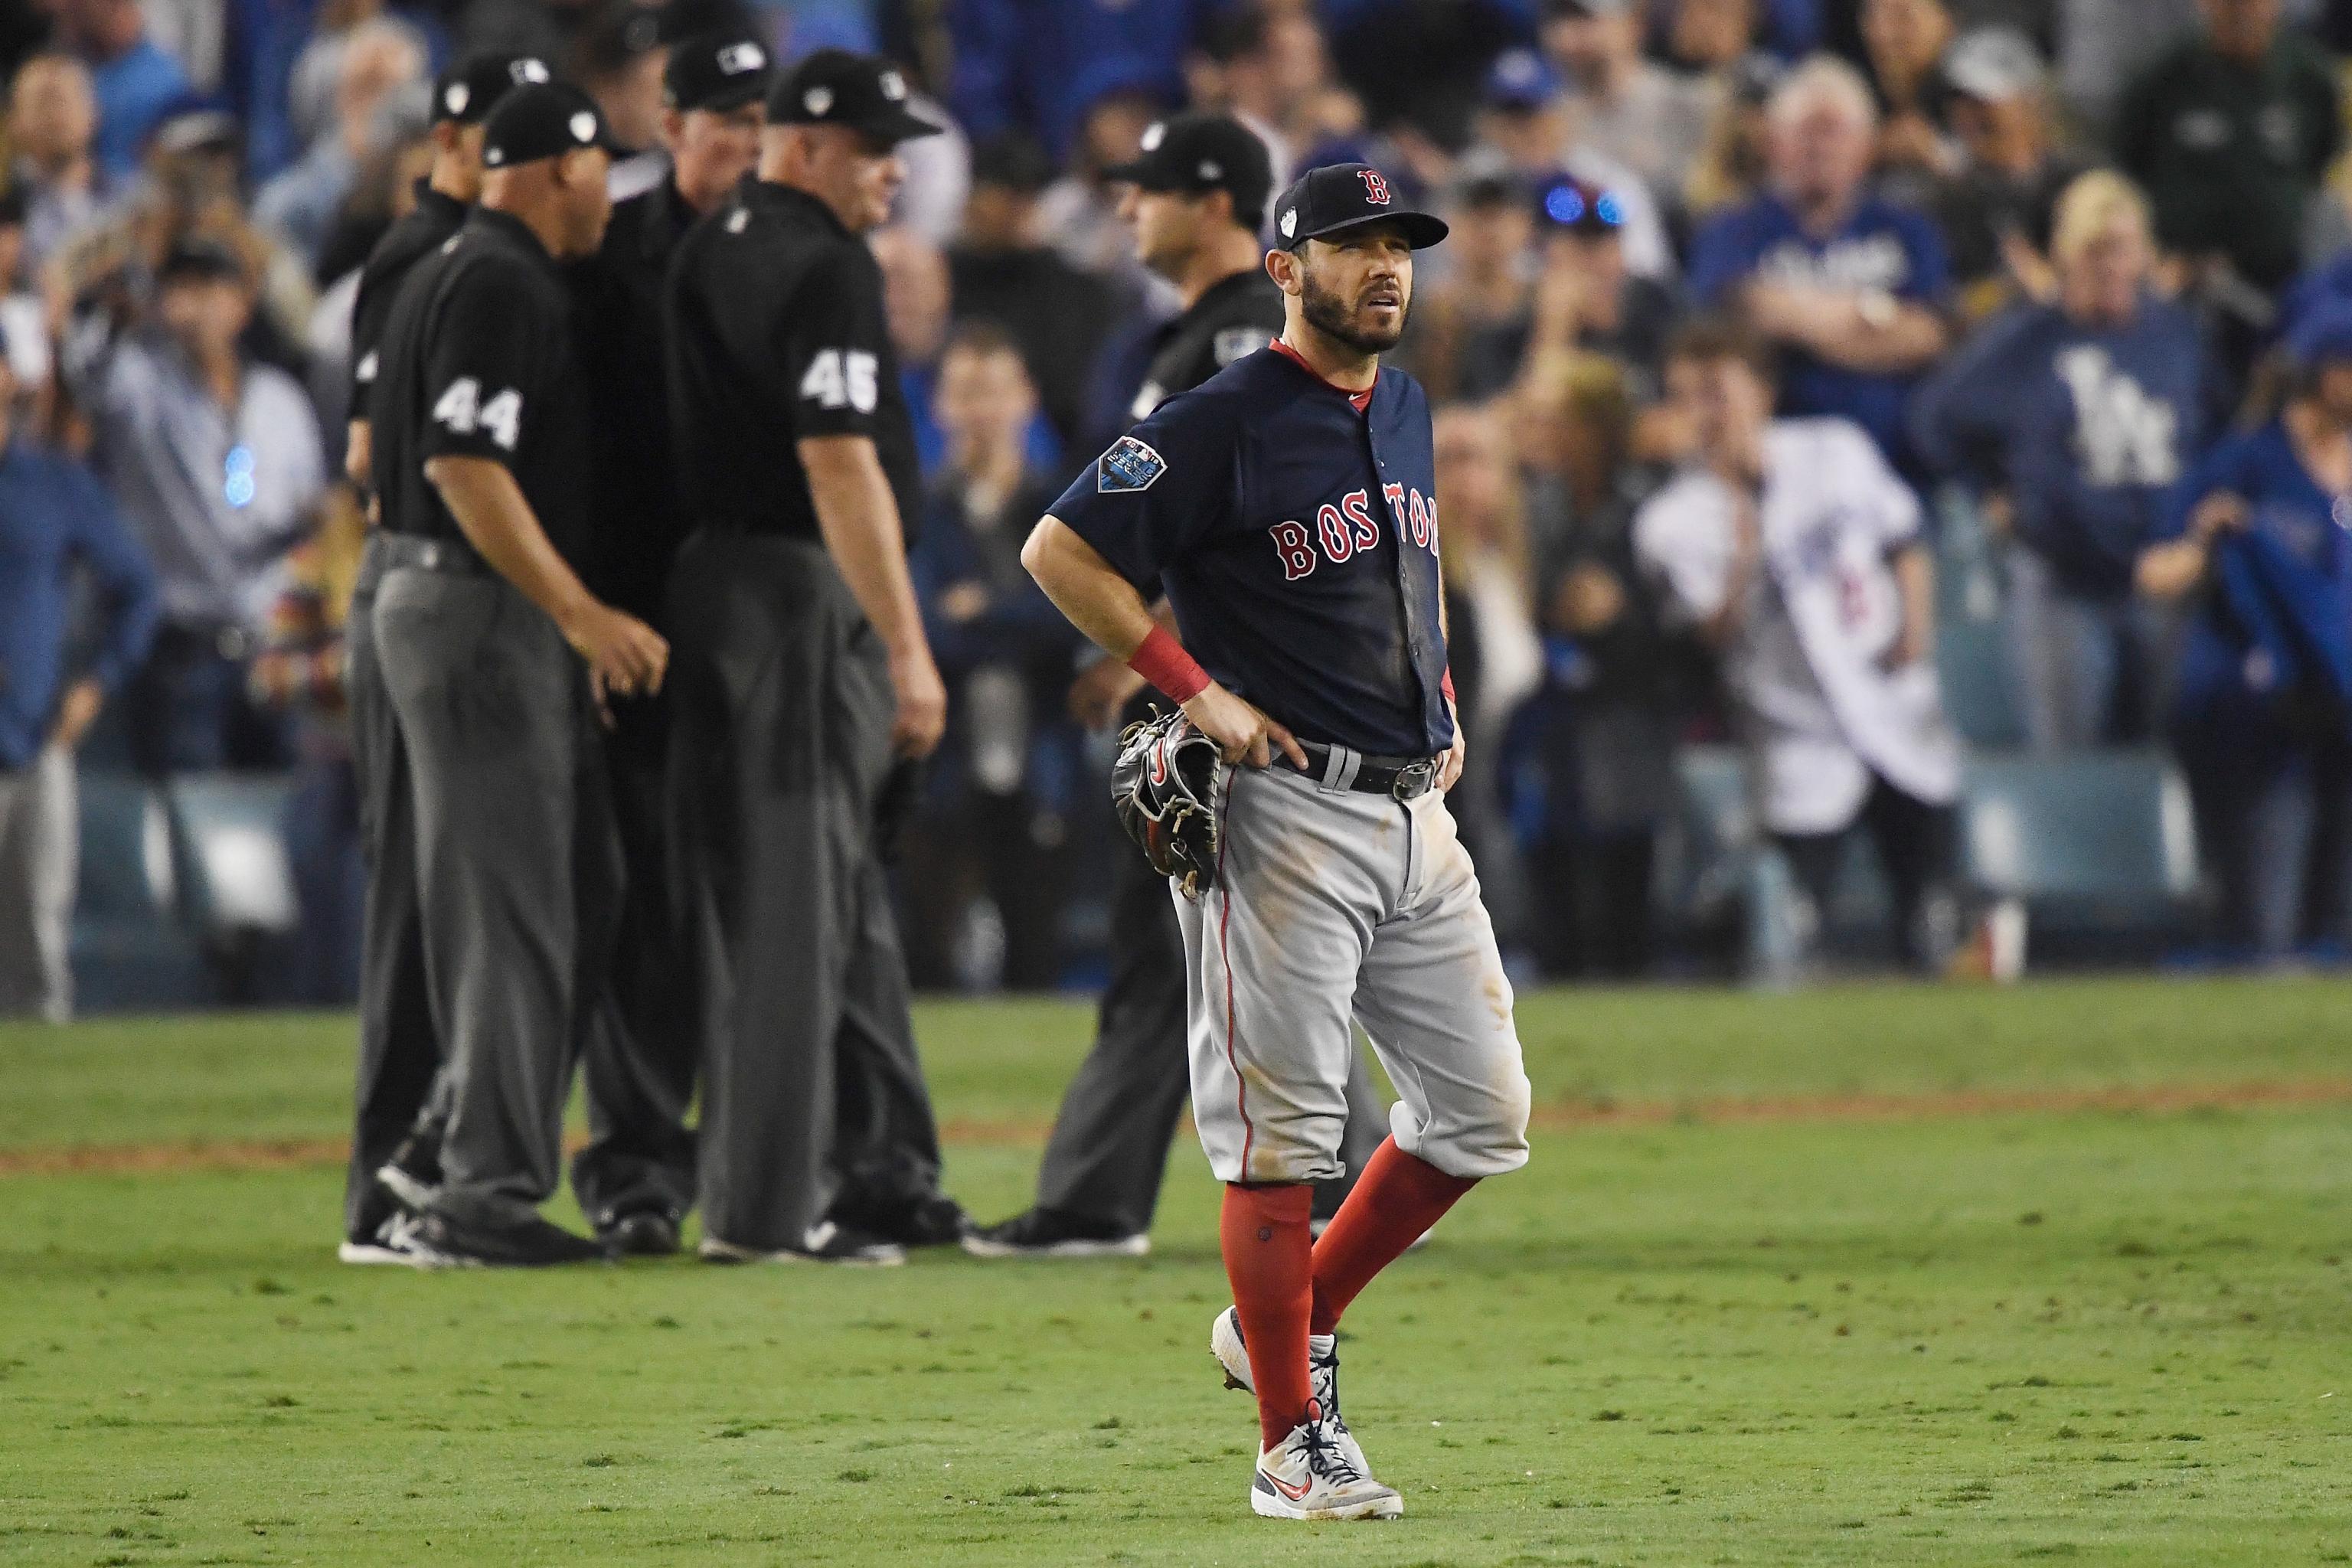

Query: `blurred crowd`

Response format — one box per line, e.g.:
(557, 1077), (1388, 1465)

(11, 0), (2352, 1019)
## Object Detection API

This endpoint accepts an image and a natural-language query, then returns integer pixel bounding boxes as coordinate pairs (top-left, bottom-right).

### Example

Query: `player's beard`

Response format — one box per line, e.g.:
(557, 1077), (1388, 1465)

(1301, 267), (1406, 355)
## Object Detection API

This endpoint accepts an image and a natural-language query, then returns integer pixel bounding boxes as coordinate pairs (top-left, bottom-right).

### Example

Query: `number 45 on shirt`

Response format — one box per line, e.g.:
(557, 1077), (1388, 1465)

(433, 376), (523, 451)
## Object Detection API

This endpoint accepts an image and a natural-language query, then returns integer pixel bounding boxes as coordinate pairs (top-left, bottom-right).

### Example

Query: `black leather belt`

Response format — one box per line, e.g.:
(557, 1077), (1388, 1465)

(376, 532), (491, 576)
(1294, 742), (1440, 801)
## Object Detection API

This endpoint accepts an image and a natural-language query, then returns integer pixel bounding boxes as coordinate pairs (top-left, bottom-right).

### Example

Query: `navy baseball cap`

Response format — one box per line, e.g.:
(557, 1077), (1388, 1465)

(431, 51), (552, 126)
(480, 81), (623, 169)
(1482, 47), (1562, 111)
(1272, 162), (1449, 252)
(769, 49), (942, 144)
(1103, 113), (1273, 229)
(665, 30), (773, 113)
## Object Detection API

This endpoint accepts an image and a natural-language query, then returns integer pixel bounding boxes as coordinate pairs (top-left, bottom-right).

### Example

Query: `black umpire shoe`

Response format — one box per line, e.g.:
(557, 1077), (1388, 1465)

(415, 1211), (612, 1267)
(599, 1209), (682, 1258)
(697, 1220), (906, 1267)
(831, 1189), (973, 1248)
(961, 1207), (1151, 1259)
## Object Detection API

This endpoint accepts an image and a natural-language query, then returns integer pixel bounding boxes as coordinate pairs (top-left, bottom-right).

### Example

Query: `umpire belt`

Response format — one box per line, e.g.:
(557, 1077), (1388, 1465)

(1293, 741), (1439, 802)
(375, 532), (492, 577)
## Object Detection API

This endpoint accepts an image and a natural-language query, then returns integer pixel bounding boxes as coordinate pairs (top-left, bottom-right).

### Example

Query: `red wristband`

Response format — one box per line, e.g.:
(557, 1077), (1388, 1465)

(1441, 668), (1456, 704)
(1128, 626), (1210, 704)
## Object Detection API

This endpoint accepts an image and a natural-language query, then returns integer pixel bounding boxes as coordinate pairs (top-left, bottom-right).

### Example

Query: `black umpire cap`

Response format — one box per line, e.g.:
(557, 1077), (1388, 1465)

(431, 51), (552, 126)
(1272, 162), (1449, 251)
(1103, 112), (1273, 231)
(767, 48), (942, 143)
(480, 81), (624, 169)
(665, 30), (773, 113)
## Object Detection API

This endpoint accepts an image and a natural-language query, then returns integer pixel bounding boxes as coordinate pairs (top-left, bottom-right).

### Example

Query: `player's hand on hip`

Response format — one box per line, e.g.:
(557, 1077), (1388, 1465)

(889, 645), (949, 759)
(1437, 717), (1467, 793)
(568, 602), (668, 702)
(1181, 681), (1307, 771)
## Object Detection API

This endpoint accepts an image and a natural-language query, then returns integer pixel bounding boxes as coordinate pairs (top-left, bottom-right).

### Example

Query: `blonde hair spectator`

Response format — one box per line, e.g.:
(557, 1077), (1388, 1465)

(2048, 169), (2153, 273)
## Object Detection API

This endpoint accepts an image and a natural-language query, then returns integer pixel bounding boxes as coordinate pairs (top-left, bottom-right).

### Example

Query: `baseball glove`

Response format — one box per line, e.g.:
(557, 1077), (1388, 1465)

(1110, 707), (1225, 900)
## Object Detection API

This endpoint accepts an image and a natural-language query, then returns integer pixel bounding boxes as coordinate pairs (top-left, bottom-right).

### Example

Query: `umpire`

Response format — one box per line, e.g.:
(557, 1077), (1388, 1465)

(966, 115), (1390, 1258)
(338, 47), (547, 1261)
(370, 81), (665, 1266)
(665, 49), (965, 1265)
(564, 28), (773, 1257)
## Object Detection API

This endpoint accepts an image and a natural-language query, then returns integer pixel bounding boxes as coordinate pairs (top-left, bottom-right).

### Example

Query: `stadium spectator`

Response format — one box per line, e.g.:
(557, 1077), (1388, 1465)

(1521, 175), (1677, 403)
(2138, 303), (2352, 962)
(948, 133), (1122, 446)
(1184, 4), (1349, 188)
(1683, 50), (1784, 221)
(2058, 0), (2202, 131)
(1401, 160), (1534, 403)
(1637, 317), (1966, 971)
(877, 222), (1060, 477)
(1687, 54), (1952, 475)
(1034, 83), (1169, 288)
(247, 488), (366, 1003)
(8, 52), (111, 270)
(573, 0), (669, 193)
(906, 325), (1086, 989)
(1503, 354), (1681, 978)
(0, 346), (159, 1022)
(64, 237), (327, 774)
(1538, 0), (1719, 204)
(1929, 28), (2090, 319)
(948, 0), (1208, 162)
(2112, 0), (2344, 295)
(54, 0), (192, 181)
(253, 18), (429, 273)
(0, 191), (57, 430)
(1658, 0), (1766, 74)
(1913, 171), (2206, 751)
(1473, 46), (1676, 280)
(1857, 0), (1958, 184)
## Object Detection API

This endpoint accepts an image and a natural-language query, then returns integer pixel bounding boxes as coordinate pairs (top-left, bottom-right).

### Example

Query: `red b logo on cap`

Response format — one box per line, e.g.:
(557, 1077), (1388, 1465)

(1358, 168), (1390, 205)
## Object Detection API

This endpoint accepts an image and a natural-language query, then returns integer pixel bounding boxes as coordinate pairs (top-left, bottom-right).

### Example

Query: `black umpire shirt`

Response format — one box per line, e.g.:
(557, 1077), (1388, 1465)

(369, 207), (595, 569)
(570, 177), (698, 616)
(1126, 266), (1285, 423)
(348, 182), (470, 429)
(665, 180), (921, 544)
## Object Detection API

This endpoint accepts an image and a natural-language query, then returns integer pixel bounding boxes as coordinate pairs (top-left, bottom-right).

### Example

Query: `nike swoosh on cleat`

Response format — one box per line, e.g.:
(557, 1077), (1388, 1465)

(1263, 1468), (1312, 1501)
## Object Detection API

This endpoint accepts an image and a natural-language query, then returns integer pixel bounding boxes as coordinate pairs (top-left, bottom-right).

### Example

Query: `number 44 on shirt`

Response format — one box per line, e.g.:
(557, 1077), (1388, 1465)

(433, 376), (523, 451)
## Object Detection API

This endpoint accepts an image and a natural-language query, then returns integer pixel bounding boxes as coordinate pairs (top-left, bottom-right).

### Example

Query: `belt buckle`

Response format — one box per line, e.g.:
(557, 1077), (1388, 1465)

(1390, 759), (1436, 801)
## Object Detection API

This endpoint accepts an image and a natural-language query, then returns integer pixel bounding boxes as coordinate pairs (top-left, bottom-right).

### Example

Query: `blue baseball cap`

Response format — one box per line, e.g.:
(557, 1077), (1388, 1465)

(1483, 48), (1561, 111)
(2286, 299), (2352, 370)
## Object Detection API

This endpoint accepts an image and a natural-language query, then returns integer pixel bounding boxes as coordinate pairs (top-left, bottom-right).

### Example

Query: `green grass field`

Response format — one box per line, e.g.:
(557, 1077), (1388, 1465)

(4, 978), (2349, 1566)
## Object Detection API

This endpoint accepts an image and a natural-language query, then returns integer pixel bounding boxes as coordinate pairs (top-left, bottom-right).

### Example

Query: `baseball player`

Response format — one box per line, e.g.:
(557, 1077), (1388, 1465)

(967, 113), (1392, 1261)
(1023, 163), (1534, 1521)
(1634, 316), (1965, 967)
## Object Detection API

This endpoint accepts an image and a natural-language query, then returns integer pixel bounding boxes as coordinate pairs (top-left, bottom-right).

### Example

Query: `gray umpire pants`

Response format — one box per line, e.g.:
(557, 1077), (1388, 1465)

(374, 536), (620, 1230)
(342, 532), (444, 1239)
(570, 688), (699, 1229)
(1031, 701), (1387, 1232)
(667, 531), (946, 1253)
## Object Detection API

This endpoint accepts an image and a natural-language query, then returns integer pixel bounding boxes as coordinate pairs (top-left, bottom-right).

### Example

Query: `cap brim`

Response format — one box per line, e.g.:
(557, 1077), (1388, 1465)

(684, 77), (771, 114)
(1297, 211), (1450, 250)
(867, 105), (946, 144)
(1101, 156), (1177, 188)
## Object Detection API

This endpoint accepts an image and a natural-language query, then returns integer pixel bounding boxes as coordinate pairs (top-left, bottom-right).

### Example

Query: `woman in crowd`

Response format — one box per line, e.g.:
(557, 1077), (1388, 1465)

(1913, 170), (2207, 750)
(2138, 302), (2352, 963)
(1503, 354), (1684, 978)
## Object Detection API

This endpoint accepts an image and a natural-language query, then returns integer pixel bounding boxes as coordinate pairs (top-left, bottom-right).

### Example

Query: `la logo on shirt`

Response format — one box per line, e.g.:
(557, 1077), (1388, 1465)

(1267, 484), (1438, 581)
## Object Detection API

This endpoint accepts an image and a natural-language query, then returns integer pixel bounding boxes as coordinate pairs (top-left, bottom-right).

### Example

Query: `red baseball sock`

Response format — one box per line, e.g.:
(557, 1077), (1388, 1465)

(1219, 1182), (1315, 1452)
(1309, 1138), (1479, 1336)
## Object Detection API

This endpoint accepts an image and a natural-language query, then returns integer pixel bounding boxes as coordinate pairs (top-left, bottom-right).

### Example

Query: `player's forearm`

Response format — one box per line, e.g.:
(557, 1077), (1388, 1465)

(1022, 515), (1159, 662)
(801, 434), (932, 661)
(1893, 542), (1935, 659)
(424, 455), (599, 631)
(1798, 300), (1949, 374)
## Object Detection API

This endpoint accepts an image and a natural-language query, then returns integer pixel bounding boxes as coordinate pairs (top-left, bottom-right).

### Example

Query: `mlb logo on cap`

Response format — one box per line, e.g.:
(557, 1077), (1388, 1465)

(717, 42), (764, 74)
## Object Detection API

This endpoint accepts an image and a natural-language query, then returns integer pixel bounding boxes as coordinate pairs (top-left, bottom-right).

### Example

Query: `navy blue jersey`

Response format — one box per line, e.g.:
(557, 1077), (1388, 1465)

(1048, 345), (1452, 759)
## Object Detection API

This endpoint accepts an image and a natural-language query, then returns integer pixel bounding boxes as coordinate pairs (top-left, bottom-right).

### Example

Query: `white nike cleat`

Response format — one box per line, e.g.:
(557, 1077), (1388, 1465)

(1210, 1308), (1373, 1480)
(1250, 1401), (1403, 1521)
(337, 1213), (457, 1268)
